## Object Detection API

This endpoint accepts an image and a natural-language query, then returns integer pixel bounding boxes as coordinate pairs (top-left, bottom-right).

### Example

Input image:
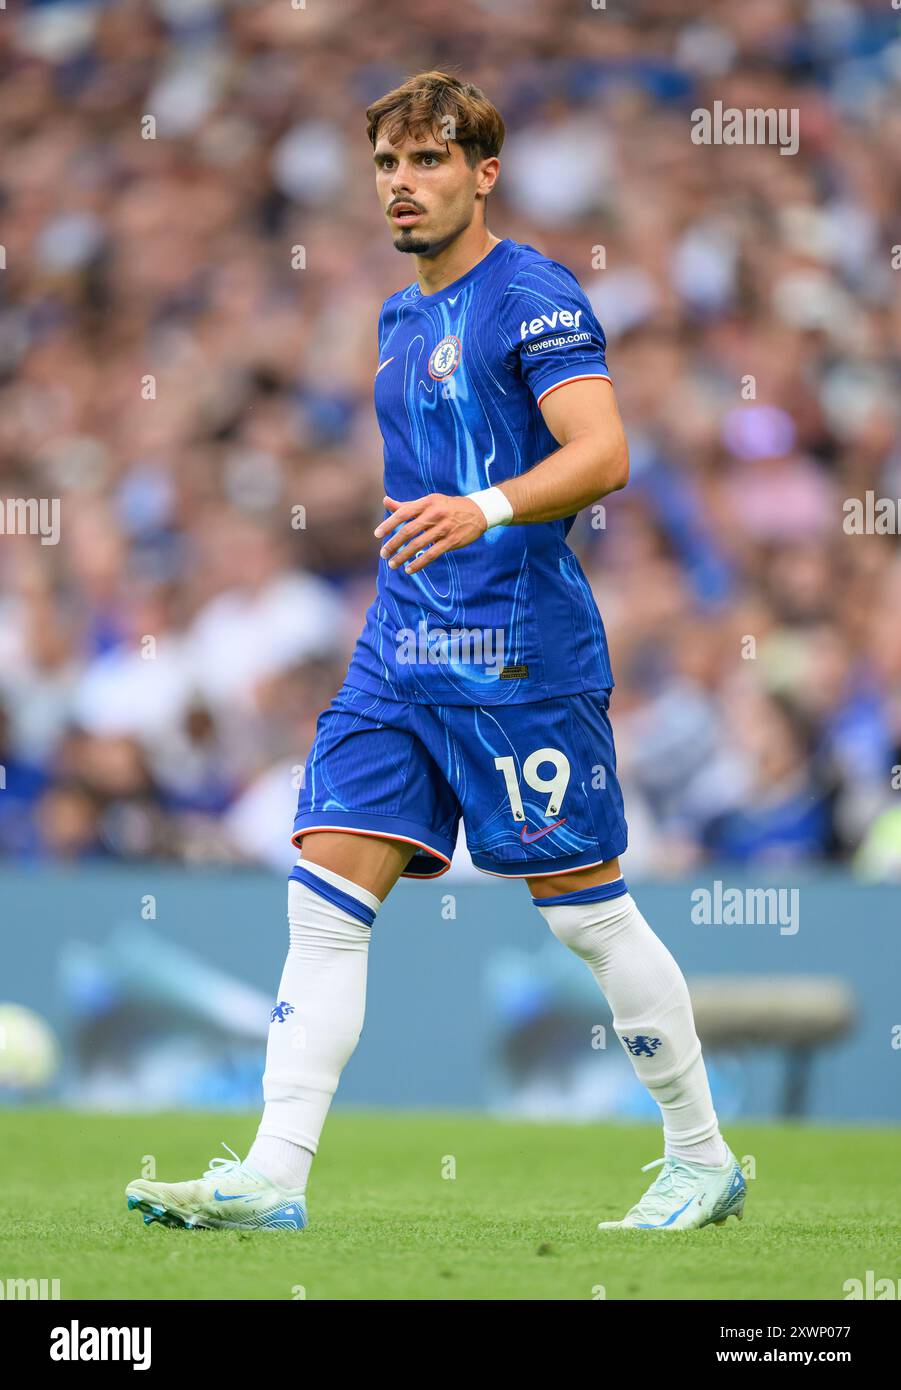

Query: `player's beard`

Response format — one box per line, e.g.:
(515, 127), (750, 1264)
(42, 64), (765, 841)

(394, 231), (432, 255)
(392, 211), (472, 258)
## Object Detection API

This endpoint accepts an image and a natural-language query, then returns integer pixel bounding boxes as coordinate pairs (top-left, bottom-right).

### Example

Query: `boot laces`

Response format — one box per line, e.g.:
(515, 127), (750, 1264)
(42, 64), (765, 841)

(202, 1141), (244, 1182)
(627, 1156), (705, 1219)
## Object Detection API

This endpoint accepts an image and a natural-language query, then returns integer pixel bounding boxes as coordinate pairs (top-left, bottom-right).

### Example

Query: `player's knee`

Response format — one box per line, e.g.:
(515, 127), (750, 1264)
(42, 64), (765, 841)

(540, 906), (601, 959)
(536, 891), (637, 962)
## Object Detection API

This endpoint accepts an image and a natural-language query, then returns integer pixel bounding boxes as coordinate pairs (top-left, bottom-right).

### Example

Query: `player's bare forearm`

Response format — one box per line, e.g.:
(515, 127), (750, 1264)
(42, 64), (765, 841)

(374, 378), (628, 573)
(497, 430), (628, 525)
(501, 376), (628, 524)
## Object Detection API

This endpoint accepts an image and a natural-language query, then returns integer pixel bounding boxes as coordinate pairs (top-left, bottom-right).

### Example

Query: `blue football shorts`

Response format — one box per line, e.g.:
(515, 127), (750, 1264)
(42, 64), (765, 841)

(292, 681), (628, 880)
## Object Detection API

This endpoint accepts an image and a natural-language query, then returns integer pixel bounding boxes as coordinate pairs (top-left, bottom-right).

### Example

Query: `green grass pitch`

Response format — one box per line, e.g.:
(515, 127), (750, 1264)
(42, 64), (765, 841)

(4, 1109), (899, 1300)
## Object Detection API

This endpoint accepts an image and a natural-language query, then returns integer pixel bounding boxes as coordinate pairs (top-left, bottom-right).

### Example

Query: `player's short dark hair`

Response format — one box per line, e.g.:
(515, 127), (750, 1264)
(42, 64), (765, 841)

(366, 70), (505, 168)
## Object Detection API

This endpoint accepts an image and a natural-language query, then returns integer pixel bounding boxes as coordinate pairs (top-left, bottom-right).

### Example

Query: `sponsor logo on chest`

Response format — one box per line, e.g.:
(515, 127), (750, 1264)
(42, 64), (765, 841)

(520, 309), (582, 340)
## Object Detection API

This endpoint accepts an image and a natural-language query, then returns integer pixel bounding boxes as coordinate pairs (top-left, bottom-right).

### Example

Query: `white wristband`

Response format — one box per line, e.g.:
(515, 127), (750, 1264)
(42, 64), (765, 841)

(467, 486), (514, 529)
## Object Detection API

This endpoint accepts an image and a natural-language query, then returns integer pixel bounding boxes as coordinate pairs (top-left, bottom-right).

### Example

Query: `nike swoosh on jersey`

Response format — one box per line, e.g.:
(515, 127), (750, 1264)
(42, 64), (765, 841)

(375, 356), (395, 375)
(520, 818), (567, 843)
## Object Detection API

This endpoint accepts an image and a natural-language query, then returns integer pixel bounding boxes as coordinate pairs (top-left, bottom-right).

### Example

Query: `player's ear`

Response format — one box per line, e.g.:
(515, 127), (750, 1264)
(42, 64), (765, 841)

(476, 156), (500, 198)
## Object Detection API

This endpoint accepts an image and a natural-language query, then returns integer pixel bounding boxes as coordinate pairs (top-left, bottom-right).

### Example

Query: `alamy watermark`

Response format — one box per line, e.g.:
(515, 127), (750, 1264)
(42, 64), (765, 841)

(0, 498), (61, 546)
(50, 1322), (151, 1369)
(691, 101), (799, 156)
(842, 492), (901, 535)
(396, 620), (507, 674)
(843, 1270), (901, 1299)
(0, 1275), (61, 1299)
(691, 881), (800, 936)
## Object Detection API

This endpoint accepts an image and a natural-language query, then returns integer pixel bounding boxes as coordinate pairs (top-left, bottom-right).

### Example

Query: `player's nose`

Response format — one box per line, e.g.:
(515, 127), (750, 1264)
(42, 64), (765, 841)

(390, 165), (415, 195)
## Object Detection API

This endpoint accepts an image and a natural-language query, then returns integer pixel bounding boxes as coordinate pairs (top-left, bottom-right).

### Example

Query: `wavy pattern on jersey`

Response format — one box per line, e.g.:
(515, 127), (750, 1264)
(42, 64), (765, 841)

(346, 239), (615, 706)
(496, 260), (597, 352)
(370, 279), (536, 702)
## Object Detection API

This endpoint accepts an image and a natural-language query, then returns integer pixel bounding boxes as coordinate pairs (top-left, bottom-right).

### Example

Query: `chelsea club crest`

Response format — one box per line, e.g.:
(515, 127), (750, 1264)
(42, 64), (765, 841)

(428, 335), (462, 380)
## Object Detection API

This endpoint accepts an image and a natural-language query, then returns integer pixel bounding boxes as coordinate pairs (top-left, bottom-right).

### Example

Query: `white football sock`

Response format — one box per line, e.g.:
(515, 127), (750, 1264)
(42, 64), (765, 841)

(246, 1133), (314, 1191)
(247, 861), (380, 1187)
(535, 886), (729, 1167)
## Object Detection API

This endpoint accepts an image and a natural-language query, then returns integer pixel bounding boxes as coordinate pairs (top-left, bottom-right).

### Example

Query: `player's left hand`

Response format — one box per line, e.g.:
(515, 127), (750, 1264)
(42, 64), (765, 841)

(374, 493), (488, 575)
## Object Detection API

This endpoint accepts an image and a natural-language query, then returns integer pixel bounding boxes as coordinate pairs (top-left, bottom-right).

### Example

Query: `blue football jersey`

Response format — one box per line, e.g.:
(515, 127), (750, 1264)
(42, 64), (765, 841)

(344, 237), (616, 705)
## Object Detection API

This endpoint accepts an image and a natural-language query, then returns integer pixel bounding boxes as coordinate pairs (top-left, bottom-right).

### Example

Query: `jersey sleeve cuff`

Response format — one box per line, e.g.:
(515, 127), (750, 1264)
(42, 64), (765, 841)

(534, 369), (612, 408)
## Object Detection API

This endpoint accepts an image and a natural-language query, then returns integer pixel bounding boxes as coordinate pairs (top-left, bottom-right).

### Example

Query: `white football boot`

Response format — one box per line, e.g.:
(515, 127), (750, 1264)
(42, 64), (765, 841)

(598, 1149), (746, 1231)
(126, 1142), (307, 1231)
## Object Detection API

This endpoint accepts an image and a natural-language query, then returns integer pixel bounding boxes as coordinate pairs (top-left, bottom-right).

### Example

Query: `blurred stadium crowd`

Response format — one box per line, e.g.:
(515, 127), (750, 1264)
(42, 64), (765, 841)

(1, 0), (900, 877)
